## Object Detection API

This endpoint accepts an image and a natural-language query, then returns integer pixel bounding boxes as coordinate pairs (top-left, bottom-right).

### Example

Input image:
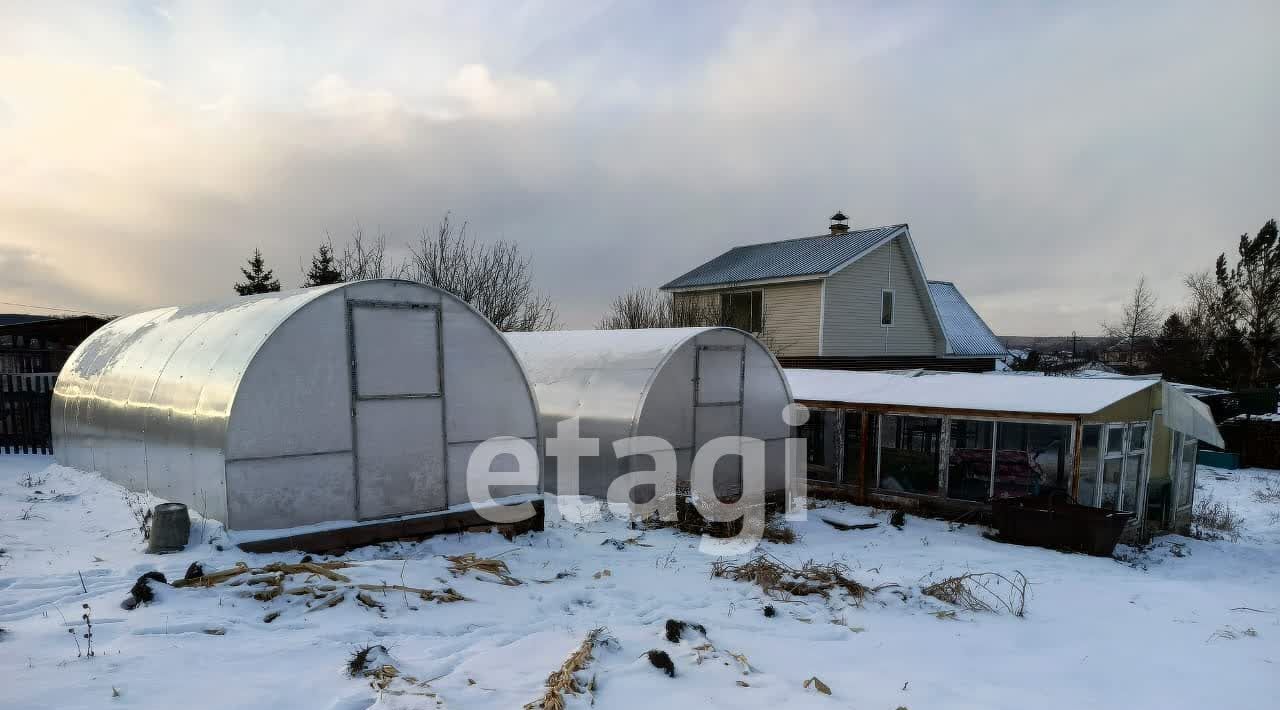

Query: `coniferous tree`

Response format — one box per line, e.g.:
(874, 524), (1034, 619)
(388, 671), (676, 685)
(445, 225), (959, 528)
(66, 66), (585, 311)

(303, 243), (343, 287)
(1149, 313), (1199, 384)
(1215, 219), (1280, 387)
(234, 248), (281, 295)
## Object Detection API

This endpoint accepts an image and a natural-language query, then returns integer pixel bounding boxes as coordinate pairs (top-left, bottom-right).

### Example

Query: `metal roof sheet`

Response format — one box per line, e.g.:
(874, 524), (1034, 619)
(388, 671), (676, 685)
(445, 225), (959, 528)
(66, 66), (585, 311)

(927, 281), (1006, 357)
(786, 369), (1157, 415)
(661, 224), (905, 290)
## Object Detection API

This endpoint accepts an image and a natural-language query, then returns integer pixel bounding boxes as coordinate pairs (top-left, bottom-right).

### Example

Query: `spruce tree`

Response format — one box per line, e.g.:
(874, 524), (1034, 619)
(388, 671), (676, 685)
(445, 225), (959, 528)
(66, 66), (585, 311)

(234, 248), (281, 295)
(1150, 313), (1198, 384)
(1215, 219), (1280, 387)
(303, 243), (343, 287)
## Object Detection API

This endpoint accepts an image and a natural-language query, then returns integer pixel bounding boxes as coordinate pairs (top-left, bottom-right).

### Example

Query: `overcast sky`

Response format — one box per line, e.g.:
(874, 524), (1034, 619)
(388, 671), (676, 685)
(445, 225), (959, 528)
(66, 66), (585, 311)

(1, 1), (1276, 335)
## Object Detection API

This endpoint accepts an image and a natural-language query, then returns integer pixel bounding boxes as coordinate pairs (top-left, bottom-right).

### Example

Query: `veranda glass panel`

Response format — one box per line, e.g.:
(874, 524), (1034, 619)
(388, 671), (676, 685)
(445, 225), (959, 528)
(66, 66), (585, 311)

(1078, 425), (1101, 506)
(1027, 423), (1073, 493)
(878, 415), (941, 495)
(947, 419), (994, 501)
(1101, 458), (1123, 509)
(1121, 452), (1145, 512)
(1177, 439), (1197, 507)
(1106, 426), (1125, 454)
(992, 422), (1074, 498)
(842, 412), (876, 488)
(801, 410), (838, 482)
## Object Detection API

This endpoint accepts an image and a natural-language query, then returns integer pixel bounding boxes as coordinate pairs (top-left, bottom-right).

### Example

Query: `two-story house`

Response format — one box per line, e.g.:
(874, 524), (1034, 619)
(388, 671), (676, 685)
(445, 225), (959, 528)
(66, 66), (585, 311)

(660, 215), (1006, 372)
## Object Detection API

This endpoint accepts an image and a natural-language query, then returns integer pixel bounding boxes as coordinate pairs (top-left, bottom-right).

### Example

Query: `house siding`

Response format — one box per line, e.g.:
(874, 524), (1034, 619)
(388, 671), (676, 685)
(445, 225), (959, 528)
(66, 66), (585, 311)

(671, 281), (821, 357)
(761, 281), (821, 357)
(820, 235), (944, 357)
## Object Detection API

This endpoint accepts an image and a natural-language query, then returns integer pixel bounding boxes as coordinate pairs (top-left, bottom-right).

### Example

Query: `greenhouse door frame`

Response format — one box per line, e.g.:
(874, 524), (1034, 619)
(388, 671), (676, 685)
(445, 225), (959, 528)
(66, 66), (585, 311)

(346, 299), (449, 521)
(692, 344), (746, 497)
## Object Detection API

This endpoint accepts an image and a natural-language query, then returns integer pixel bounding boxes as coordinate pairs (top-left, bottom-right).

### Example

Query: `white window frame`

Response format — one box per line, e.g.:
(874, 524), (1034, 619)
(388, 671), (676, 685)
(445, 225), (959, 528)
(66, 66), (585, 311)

(1123, 420), (1149, 515)
(1087, 420), (1149, 519)
(1169, 430), (1198, 512)
(880, 289), (896, 327)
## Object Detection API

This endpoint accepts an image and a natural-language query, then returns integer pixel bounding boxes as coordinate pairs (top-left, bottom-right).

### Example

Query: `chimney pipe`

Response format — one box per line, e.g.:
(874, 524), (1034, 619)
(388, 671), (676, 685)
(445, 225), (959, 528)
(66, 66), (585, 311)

(829, 211), (849, 234)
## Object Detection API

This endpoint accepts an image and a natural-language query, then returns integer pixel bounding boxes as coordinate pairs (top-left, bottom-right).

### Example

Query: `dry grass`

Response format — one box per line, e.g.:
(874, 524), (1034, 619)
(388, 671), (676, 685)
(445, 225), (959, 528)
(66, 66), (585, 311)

(761, 517), (797, 544)
(1192, 495), (1246, 542)
(710, 554), (884, 604)
(445, 552), (522, 586)
(525, 627), (608, 710)
(922, 571), (1028, 617)
(172, 559), (466, 619)
(1252, 478), (1280, 504)
(347, 644), (440, 699)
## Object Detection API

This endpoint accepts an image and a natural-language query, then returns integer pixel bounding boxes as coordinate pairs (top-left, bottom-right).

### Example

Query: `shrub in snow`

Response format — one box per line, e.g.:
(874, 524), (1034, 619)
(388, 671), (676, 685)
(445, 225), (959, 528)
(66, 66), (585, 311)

(646, 650), (675, 677)
(664, 619), (707, 643)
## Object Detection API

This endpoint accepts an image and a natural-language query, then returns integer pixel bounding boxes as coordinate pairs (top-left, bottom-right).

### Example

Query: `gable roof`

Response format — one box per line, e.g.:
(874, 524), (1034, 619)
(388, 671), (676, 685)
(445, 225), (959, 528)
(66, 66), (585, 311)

(661, 224), (906, 291)
(926, 281), (1006, 357)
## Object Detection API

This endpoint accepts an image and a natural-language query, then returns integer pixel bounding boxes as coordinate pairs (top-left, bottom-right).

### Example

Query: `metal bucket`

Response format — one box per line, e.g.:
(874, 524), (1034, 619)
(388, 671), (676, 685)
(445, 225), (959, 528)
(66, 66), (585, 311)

(148, 503), (190, 554)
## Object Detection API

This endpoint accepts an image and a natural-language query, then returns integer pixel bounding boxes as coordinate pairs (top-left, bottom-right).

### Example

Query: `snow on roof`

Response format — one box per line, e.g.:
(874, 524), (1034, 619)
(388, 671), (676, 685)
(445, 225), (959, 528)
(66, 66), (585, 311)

(504, 327), (718, 383)
(786, 368), (1157, 415)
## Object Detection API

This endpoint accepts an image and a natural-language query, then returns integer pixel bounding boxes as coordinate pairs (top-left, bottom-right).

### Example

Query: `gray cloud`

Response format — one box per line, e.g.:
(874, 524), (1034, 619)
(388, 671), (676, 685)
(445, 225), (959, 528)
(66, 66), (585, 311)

(0, 1), (1275, 333)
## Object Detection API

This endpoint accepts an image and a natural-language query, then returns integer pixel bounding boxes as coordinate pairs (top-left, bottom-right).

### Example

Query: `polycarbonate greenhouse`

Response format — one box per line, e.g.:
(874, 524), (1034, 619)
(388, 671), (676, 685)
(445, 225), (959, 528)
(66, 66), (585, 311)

(503, 327), (794, 499)
(52, 280), (541, 532)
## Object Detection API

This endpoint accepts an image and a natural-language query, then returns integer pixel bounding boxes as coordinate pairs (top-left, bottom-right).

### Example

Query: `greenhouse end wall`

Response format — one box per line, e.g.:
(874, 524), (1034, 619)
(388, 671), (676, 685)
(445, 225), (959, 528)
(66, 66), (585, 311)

(505, 328), (794, 500)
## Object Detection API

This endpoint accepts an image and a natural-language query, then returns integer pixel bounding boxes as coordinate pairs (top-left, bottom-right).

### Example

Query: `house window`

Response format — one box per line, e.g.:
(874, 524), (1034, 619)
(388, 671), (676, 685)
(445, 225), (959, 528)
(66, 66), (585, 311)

(720, 290), (762, 333)
(881, 290), (895, 326)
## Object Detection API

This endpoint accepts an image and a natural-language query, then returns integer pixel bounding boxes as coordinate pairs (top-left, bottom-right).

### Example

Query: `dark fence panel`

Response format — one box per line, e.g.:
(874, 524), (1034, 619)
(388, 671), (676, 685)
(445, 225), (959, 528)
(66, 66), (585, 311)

(0, 373), (56, 454)
(1219, 418), (1280, 470)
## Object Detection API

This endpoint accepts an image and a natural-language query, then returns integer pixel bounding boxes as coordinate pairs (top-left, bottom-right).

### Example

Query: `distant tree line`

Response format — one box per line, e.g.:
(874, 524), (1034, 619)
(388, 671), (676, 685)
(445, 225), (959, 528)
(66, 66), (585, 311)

(1102, 218), (1279, 390)
(231, 215), (558, 332)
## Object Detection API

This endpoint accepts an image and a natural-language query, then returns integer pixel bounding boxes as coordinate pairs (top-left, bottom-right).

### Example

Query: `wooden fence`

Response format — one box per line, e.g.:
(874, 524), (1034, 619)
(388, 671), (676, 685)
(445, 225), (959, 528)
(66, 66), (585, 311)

(0, 373), (56, 454)
(1219, 417), (1280, 470)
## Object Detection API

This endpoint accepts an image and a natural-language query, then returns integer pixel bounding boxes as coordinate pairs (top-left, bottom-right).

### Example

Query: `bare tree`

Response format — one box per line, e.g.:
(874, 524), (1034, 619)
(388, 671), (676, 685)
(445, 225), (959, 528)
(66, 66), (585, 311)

(597, 287), (793, 354)
(596, 288), (672, 329)
(334, 227), (398, 281)
(1101, 276), (1162, 366)
(403, 214), (558, 331)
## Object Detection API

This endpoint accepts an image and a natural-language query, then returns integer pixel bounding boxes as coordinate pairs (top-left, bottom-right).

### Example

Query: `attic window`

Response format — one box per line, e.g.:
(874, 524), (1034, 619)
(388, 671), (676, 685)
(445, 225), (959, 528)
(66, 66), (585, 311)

(881, 290), (895, 326)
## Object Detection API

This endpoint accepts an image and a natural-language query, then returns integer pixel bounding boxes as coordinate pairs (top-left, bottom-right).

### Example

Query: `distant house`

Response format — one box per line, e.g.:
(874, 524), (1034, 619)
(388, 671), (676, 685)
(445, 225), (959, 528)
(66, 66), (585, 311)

(0, 315), (109, 374)
(660, 215), (1006, 372)
(1100, 338), (1153, 370)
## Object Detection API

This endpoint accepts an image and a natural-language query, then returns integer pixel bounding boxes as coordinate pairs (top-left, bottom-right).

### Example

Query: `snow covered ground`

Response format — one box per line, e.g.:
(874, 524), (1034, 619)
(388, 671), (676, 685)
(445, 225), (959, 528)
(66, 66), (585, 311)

(1, 456), (1277, 710)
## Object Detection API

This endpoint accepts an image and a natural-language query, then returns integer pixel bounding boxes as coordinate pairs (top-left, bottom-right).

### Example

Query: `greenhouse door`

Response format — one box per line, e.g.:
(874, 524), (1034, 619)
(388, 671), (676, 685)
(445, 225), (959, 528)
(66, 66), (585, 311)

(692, 345), (745, 498)
(347, 301), (447, 520)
